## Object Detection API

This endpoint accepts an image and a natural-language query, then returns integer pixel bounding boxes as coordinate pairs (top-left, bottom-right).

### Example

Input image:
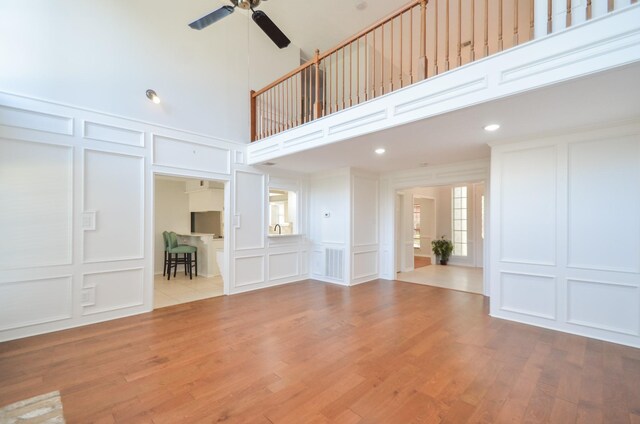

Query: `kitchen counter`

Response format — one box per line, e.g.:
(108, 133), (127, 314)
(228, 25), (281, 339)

(177, 234), (224, 277)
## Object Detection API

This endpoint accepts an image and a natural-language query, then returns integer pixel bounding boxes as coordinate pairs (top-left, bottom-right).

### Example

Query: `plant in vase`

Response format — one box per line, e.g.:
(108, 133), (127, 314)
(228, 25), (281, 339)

(431, 236), (454, 265)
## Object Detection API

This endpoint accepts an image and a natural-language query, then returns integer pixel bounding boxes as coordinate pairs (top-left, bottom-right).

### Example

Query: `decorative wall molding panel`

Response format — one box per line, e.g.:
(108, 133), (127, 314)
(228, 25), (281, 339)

(0, 105), (73, 135)
(83, 121), (145, 148)
(491, 121), (640, 348)
(282, 130), (324, 148)
(393, 77), (487, 116)
(83, 149), (145, 263)
(567, 278), (639, 336)
(227, 166), (310, 295)
(268, 251), (299, 281)
(153, 135), (231, 175)
(0, 90), (263, 342)
(233, 170), (266, 252)
(500, 26), (640, 84)
(234, 255), (265, 287)
(499, 146), (557, 266)
(352, 249), (379, 282)
(0, 139), (73, 270)
(499, 272), (557, 320)
(82, 268), (144, 316)
(567, 136), (640, 273)
(247, 5), (640, 164)
(0, 276), (73, 332)
(327, 109), (387, 136)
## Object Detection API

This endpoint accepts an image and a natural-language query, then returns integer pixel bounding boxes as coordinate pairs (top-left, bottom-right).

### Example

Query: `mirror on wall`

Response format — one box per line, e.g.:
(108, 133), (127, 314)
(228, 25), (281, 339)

(268, 189), (297, 235)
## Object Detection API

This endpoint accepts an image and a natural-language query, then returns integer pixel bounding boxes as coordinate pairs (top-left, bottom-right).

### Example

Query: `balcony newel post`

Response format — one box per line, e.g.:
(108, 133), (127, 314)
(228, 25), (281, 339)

(314, 49), (322, 120)
(250, 90), (256, 142)
(419, 0), (428, 80)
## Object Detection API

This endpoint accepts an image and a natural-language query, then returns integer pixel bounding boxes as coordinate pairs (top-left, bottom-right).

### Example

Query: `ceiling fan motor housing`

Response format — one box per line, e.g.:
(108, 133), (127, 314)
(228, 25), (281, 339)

(232, 0), (263, 10)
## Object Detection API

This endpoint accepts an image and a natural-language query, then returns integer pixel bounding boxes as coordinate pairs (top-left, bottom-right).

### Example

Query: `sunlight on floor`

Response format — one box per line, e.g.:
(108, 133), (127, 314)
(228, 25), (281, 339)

(397, 264), (483, 294)
(154, 273), (224, 309)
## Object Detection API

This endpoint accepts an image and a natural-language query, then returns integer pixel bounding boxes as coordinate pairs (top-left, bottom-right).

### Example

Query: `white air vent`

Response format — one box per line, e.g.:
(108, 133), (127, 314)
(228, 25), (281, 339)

(325, 248), (344, 280)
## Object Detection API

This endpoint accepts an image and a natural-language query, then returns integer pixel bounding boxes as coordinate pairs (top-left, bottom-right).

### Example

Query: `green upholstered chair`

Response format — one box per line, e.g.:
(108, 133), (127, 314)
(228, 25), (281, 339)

(164, 231), (198, 280)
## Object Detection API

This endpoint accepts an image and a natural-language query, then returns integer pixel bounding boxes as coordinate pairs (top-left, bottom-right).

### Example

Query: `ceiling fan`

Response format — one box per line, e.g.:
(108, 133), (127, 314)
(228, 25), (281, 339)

(189, 0), (291, 49)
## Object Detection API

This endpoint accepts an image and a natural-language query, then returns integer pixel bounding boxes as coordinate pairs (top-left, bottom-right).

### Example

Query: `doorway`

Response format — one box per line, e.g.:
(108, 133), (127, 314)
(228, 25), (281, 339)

(153, 175), (226, 309)
(395, 182), (486, 295)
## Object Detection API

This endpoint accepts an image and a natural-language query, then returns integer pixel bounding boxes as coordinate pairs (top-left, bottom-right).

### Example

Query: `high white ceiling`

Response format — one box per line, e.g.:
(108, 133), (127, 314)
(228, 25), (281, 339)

(258, 0), (411, 57)
(265, 62), (640, 174)
(188, 0), (411, 58)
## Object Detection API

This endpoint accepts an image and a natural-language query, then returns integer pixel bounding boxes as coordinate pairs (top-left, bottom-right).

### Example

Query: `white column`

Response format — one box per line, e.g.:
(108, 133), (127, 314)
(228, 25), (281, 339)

(534, 0), (549, 38)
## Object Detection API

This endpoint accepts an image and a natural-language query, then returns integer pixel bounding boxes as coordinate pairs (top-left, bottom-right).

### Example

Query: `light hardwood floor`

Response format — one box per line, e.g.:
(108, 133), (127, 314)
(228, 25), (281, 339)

(397, 264), (484, 294)
(154, 273), (224, 309)
(1, 280), (639, 423)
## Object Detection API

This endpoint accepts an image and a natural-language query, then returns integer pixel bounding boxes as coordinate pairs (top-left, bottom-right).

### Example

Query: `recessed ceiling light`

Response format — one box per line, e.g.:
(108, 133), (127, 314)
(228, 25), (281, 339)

(484, 124), (500, 132)
(146, 89), (161, 104)
(355, 1), (368, 11)
(375, 148), (386, 155)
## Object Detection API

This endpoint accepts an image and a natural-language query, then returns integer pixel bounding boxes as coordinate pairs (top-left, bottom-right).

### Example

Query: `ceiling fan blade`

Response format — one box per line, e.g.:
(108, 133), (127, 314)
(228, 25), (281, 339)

(189, 6), (235, 30)
(251, 10), (291, 49)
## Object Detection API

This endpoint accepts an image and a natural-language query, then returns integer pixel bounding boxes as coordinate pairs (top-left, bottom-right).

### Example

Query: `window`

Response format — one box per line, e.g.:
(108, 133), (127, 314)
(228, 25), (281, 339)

(452, 186), (468, 256)
(413, 204), (421, 248)
(268, 189), (297, 235)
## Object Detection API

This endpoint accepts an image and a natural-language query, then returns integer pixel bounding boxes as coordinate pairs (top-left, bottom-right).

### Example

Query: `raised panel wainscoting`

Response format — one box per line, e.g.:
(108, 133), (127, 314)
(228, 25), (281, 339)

(490, 121), (640, 348)
(0, 93), (218, 340)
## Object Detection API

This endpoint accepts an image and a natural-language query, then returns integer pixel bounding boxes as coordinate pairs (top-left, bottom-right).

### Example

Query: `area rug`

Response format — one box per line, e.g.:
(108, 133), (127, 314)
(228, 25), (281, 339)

(0, 391), (65, 423)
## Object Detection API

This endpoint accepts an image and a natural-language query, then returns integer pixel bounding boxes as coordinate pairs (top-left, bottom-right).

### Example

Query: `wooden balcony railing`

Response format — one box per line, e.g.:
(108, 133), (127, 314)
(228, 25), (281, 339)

(250, 0), (633, 142)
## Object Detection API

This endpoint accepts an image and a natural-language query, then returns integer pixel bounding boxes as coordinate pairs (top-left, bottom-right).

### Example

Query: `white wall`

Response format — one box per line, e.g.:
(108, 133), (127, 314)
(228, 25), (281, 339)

(351, 171), (379, 285)
(308, 168), (379, 286)
(231, 166), (310, 293)
(0, 91), (238, 342)
(0, 0), (301, 142)
(309, 169), (350, 284)
(490, 121), (640, 348)
(153, 179), (190, 275)
(0, 90), (310, 342)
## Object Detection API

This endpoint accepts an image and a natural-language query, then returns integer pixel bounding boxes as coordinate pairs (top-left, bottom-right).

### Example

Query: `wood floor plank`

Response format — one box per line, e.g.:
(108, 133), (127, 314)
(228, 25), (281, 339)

(0, 279), (638, 423)
(549, 398), (578, 424)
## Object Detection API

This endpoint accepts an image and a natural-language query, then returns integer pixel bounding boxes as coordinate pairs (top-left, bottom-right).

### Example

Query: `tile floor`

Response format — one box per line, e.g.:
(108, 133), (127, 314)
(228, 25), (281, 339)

(154, 273), (224, 309)
(396, 264), (484, 294)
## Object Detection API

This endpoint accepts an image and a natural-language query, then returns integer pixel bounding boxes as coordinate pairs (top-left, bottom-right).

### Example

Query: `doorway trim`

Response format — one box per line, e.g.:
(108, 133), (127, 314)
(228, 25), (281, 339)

(151, 170), (232, 307)
(380, 159), (491, 296)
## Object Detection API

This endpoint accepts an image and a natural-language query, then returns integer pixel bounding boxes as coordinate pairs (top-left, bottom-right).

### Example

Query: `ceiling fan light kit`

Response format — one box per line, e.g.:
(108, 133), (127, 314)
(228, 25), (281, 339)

(189, 0), (291, 49)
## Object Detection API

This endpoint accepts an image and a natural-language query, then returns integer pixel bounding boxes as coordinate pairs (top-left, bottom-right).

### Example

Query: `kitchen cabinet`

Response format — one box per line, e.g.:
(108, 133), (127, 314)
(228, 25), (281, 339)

(188, 188), (223, 212)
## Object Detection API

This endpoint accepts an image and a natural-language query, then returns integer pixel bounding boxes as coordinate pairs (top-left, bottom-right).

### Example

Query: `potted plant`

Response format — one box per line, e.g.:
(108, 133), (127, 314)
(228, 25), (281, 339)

(431, 236), (454, 265)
